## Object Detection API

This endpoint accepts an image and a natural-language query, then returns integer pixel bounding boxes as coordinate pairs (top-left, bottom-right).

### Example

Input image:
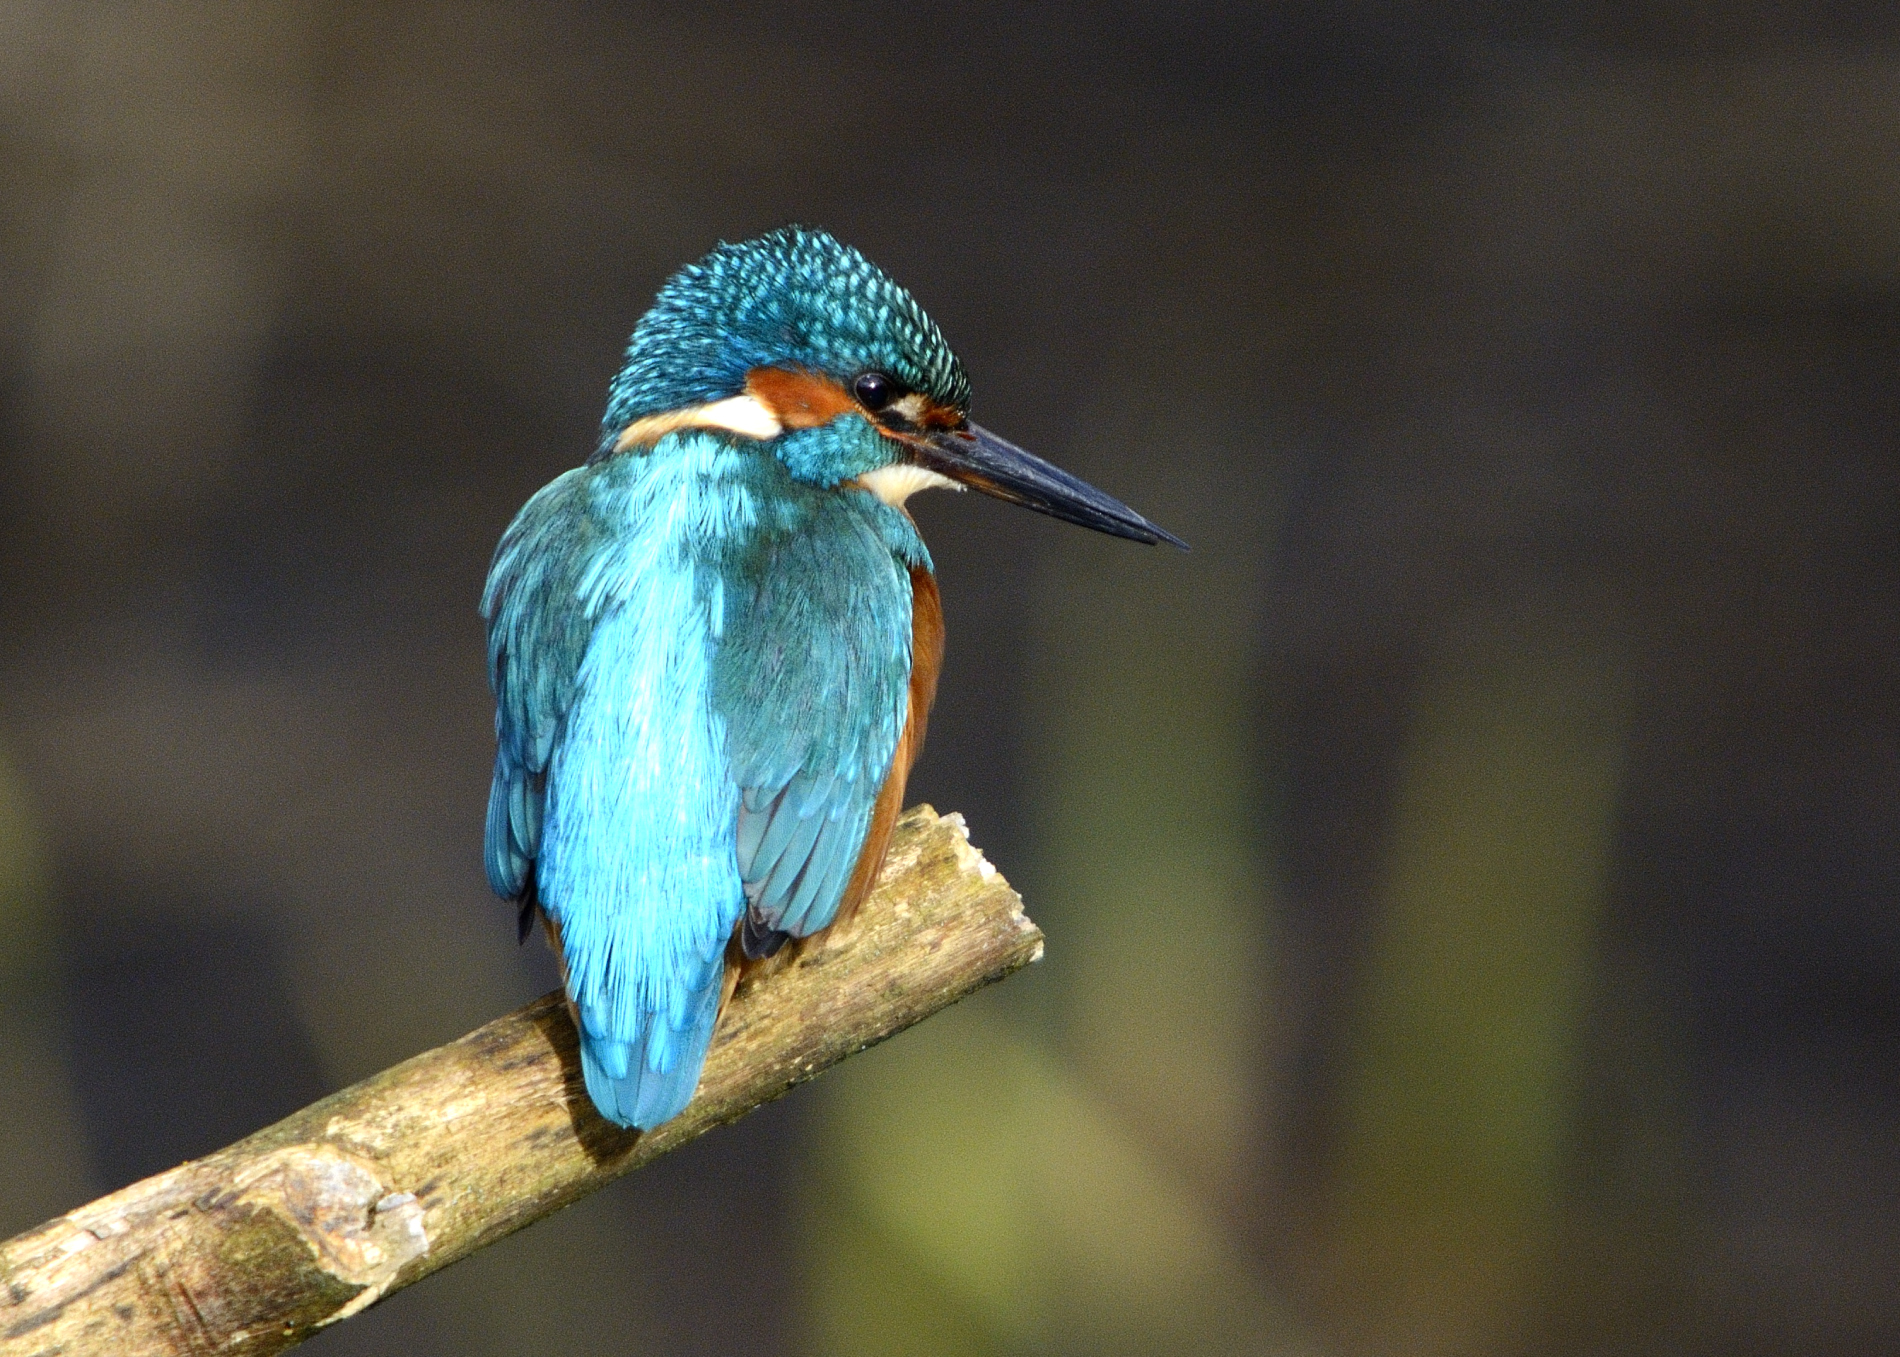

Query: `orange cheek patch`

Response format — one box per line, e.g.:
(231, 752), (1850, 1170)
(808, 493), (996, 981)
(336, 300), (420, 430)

(745, 367), (857, 429)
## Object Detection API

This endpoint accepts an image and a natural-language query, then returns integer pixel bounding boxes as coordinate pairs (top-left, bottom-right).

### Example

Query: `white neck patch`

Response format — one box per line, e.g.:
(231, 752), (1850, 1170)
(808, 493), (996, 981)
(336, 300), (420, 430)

(855, 463), (962, 506)
(614, 393), (784, 452)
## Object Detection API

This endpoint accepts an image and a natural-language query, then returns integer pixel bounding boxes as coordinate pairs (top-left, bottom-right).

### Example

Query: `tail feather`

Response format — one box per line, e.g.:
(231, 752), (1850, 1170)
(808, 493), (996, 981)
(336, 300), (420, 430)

(740, 909), (791, 959)
(576, 976), (722, 1131)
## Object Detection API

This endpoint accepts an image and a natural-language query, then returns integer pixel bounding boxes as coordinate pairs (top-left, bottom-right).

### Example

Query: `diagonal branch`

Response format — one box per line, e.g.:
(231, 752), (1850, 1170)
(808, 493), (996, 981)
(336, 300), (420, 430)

(0, 805), (1040, 1357)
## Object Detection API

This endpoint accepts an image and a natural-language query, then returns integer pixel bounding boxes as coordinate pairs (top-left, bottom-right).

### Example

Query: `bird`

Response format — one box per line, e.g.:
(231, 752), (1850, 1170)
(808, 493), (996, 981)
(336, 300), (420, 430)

(481, 226), (1184, 1131)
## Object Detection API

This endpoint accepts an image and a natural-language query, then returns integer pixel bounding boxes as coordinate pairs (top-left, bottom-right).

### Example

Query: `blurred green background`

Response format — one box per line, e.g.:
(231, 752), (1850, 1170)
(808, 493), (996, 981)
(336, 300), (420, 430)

(4, 4), (1899, 1355)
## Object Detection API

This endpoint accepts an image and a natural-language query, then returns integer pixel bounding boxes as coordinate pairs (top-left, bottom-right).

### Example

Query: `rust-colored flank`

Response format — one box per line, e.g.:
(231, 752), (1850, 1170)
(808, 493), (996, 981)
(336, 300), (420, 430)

(827, 566), (943, 935)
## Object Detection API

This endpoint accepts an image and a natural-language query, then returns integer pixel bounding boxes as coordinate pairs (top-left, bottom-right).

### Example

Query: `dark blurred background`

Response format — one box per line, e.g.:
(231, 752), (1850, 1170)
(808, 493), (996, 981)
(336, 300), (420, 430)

(4, 4), (1899, 1354)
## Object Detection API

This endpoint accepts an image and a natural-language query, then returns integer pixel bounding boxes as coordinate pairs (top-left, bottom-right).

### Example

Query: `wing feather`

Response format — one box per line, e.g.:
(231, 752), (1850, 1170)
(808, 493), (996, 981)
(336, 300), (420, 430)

(723, 553), (941, 956)
(482, 468), (594, 903)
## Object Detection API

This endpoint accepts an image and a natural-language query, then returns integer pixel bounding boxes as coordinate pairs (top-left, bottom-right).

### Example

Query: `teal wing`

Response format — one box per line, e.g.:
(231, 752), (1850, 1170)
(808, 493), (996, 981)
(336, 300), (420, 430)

(482, 467), (597, 917)
(717, 493), (919, 955)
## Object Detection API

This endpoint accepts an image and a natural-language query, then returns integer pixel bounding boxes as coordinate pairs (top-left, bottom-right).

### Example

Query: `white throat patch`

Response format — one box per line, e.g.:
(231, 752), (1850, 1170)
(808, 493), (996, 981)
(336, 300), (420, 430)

(855, 463), (962, 506)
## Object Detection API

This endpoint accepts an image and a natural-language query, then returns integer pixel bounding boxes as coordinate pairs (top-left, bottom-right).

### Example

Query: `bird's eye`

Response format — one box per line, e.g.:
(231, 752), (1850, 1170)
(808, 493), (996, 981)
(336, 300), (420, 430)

(854, 372), (897, 411)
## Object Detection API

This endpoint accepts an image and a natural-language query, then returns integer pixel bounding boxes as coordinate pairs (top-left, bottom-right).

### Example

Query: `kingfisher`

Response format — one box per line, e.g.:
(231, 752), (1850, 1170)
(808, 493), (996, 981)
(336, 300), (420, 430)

(482, 227), (1183, 1131)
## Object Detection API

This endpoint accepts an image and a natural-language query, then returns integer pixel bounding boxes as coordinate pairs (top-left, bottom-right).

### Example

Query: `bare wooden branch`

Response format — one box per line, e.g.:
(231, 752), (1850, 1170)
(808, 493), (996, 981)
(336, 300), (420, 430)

(0, 805), (1040, 1356)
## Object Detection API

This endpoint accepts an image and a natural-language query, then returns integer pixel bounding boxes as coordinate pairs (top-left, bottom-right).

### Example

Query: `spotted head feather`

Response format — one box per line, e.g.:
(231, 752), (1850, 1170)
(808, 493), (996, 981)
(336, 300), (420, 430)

(600, 226), (970, 455)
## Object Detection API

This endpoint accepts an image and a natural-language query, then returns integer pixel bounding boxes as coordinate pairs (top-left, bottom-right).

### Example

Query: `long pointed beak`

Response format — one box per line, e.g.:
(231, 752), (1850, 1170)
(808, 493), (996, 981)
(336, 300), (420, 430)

(906, 422), (1189, 548)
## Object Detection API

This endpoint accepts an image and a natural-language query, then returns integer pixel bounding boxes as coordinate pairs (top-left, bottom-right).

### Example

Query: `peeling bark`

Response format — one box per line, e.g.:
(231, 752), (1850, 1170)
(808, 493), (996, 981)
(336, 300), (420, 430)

(0, 805), (1039, 1356)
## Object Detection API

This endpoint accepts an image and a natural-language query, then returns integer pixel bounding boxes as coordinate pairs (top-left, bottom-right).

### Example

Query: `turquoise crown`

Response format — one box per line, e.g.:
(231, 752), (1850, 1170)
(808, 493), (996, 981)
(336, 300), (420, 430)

(600, 227), (971, 450)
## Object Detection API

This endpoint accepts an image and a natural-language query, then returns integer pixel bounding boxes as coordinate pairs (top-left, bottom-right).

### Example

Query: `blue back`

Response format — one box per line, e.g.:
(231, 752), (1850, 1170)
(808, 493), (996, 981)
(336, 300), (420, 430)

(483, 431), (929, 1128)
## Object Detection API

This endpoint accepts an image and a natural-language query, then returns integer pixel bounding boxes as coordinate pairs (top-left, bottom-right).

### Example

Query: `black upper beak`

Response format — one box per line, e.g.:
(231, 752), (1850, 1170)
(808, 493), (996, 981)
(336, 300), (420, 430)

(907, 422), (1189, 549)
